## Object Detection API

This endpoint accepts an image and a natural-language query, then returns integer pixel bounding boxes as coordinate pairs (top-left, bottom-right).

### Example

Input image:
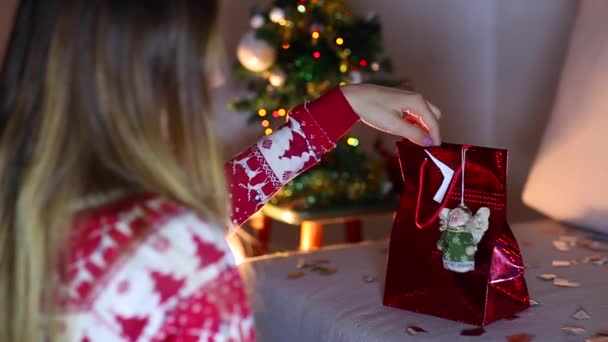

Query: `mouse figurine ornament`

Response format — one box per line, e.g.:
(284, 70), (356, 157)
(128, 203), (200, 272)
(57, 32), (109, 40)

(437, 205), (490, 273)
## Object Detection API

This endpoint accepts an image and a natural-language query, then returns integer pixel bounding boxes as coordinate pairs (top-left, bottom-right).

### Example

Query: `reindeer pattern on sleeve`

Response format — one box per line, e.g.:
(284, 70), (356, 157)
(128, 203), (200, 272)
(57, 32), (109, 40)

(226, 104), (337, 227)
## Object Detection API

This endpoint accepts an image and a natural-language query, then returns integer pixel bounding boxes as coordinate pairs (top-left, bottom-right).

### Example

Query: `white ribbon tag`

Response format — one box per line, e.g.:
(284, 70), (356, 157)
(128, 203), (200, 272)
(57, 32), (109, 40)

(425, 150), (455, 203)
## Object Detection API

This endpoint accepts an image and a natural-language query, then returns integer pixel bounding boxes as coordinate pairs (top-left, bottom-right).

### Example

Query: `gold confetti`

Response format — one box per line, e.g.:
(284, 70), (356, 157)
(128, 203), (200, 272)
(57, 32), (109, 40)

(593, 257), (608, 265)
(578, 239), (593, 248)
(589, 241), (608, 252)
(312, 259), (330, 265)
(507, 333), (535, 342)
(552, 260), (571, 267)
(362, 275), (377, 283)
(585, 337), (608, 342)
(597, 330), (608, 336)
(406, 325), (428, 335)
(319, 268), (337, 275)
(570, 257), (583, 265)
(538, 273), (558, 281)
(288, 271), (305, 279)
(571, 255), (602, 264)
(553, 240), (572, 252)
(561, 326), (586, 335)
(296, 258), (313, 269)
(554, 278), (580, 287)
(571, 308), (591, 320)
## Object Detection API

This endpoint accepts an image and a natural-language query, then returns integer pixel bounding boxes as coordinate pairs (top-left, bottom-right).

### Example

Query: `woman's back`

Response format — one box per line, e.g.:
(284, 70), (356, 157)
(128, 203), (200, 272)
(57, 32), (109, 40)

(61, 194), (254, 341)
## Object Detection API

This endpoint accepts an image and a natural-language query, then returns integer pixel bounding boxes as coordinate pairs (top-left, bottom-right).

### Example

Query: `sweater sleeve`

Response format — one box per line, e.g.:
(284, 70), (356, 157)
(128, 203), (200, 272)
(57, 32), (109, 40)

(226, 86), (360, 227)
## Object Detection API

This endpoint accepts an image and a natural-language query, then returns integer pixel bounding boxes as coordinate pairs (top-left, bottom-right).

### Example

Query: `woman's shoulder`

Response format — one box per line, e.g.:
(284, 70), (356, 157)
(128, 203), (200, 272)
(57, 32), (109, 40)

(67, 193), (233, 303)
(60, 194), (241, 340)
(71, 193), (227, 252)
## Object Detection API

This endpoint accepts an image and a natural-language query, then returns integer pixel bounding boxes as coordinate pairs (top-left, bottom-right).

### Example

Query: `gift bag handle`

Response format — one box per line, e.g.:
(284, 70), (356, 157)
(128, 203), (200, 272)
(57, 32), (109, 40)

(414, 159), (462, 228)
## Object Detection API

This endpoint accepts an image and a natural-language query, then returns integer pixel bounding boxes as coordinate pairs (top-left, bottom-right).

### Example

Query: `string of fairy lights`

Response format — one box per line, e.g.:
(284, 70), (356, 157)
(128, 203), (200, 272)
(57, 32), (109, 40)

(229, 0), (398, 209)
(232, 0), (393, 140)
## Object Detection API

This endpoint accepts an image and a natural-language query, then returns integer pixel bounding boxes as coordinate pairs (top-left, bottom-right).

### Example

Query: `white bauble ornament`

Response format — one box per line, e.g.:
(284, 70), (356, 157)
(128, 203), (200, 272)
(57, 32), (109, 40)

(237, 31), (277, 72)
(250, 14), (265, 29)
(269, 7), (285, 23)
(269, 69), (287, 87)
(349, 70), (363, 84)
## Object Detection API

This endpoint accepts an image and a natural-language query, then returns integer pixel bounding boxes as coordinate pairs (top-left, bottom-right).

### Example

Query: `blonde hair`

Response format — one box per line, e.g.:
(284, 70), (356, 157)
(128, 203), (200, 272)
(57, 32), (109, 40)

(0, 0), (226, 340)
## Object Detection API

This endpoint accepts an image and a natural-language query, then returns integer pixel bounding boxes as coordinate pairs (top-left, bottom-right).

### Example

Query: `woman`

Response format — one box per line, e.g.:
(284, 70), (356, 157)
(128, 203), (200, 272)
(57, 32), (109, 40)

(0, 0), (441, 341)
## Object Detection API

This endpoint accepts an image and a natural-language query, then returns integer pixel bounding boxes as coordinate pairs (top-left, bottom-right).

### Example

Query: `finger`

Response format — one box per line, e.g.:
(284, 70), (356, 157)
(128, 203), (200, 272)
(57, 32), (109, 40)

(426, 100), (442, 119)
(402, 95), (441, 145)
(384, 112), (433, 146)
(419, 100), (442, 145)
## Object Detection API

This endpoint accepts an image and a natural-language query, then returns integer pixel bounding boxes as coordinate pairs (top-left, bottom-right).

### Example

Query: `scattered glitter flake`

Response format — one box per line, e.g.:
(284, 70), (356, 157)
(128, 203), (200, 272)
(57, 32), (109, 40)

(406, 325), (428, 335)
(554, 278), (580, 287)
(570, 257), (584, 264)
(311, 265), (327, 272)
(587, 255), (603, 262)
(571, 255), (602, 264)
(593, 257), (608, 265)
(312, 259), (329, 265)
(288, 271), (305, 279)
(561, 326), (586, 336)
(297, 258), (313, 269)
(505, 314), (520, 321)
(530, 299), (540, 307)
(318, 268), (337, 275)
(571, 308), (591, 320)
(461, 327), (486, 336)
(362, 275), (377, 283)
(552, 260), (571, 267)
(588, 241), (608, 252)
(507, 333), (535, 342)
(585, 337), (608, 342)
(538, 273), (558, 281)
(553, 240), (572, 252)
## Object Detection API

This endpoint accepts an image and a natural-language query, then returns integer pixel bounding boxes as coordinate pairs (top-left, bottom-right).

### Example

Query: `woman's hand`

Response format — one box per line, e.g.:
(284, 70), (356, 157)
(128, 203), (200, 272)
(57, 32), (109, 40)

(341, 84), (442, 146)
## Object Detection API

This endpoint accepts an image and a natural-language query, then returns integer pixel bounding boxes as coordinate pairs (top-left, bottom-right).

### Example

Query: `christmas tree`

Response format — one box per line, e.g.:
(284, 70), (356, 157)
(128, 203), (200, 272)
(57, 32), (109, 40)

(230, 0), (400, 209)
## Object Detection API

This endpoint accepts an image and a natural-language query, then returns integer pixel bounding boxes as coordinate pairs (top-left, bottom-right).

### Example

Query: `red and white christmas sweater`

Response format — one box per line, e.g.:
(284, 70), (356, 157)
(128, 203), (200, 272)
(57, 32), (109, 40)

(58, 87), (359, 341)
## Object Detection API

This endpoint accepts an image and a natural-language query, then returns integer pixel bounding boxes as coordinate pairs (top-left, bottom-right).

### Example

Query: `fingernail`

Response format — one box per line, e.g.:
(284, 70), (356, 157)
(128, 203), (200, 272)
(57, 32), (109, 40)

(423, 136), (434, 146)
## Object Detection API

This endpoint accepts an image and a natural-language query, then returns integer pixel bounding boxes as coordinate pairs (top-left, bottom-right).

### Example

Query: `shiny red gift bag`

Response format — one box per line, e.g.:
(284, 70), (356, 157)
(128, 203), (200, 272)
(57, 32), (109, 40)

(383, 140), (530, 326)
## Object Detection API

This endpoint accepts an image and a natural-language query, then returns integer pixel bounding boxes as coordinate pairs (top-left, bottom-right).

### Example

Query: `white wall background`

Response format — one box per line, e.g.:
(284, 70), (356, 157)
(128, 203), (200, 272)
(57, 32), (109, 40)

(523, 0), (608, 233)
